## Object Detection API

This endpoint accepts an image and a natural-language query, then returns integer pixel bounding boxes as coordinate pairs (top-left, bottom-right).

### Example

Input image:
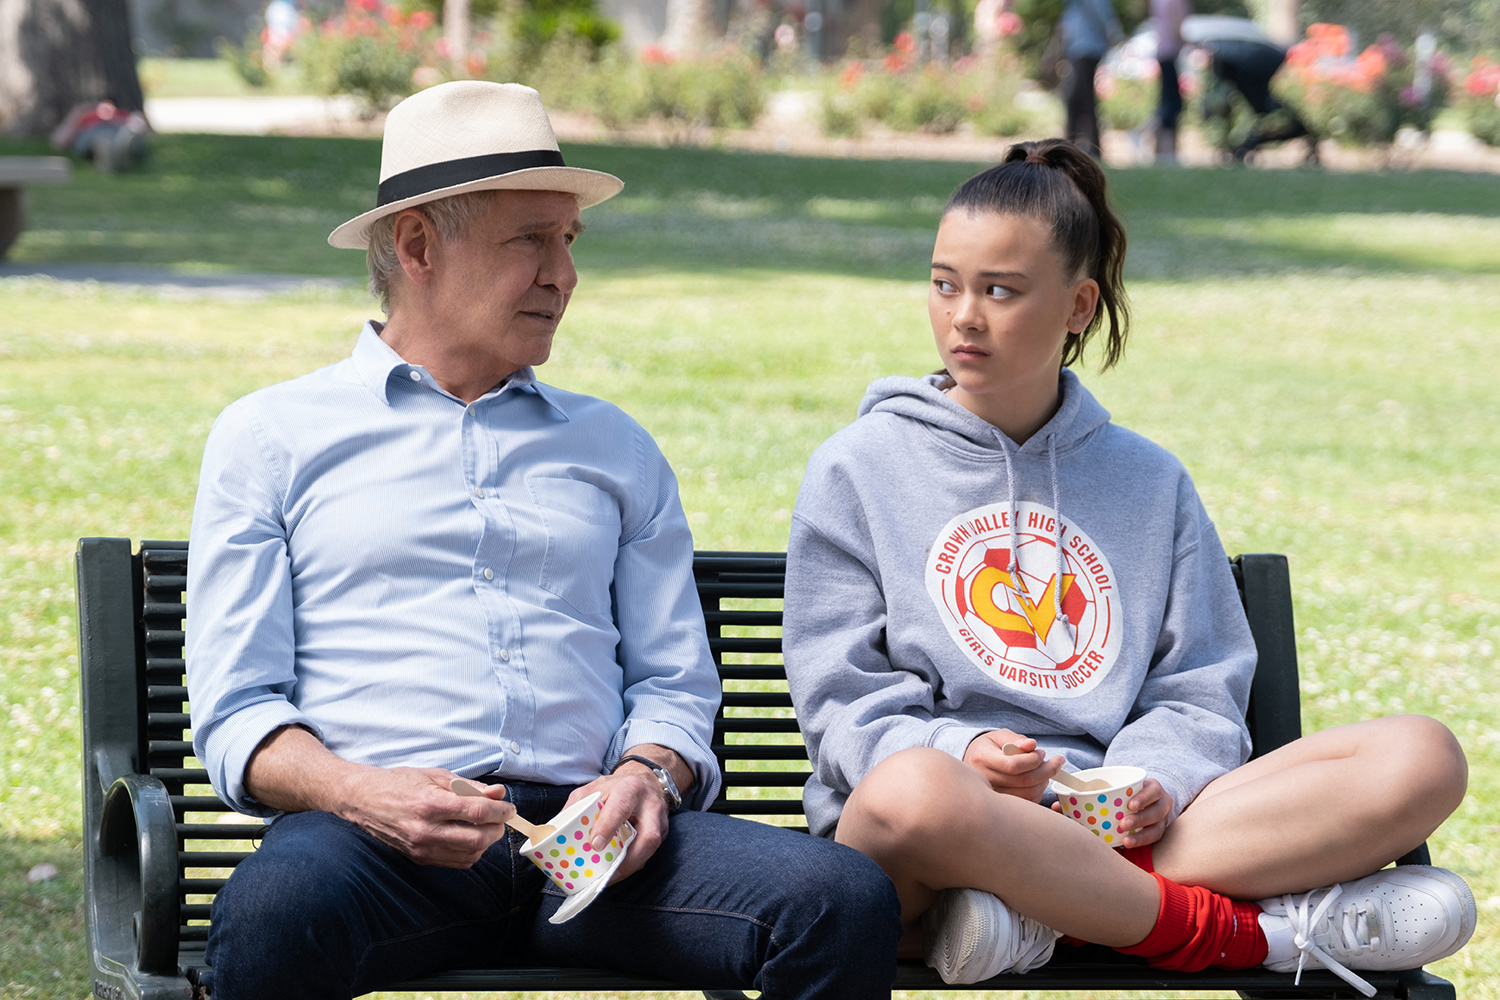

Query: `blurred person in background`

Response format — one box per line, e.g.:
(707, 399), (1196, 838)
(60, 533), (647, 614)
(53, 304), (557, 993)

(1058, 0), (1124, 158)
(1185, 15), (1316, 163)
(1152, 0), (1190, 163)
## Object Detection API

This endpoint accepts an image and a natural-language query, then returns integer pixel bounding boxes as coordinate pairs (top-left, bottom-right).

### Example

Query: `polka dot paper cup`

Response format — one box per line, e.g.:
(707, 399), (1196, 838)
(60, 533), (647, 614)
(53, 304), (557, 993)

(1051, 766), (1147, 847)
(521, 791), (636, 925)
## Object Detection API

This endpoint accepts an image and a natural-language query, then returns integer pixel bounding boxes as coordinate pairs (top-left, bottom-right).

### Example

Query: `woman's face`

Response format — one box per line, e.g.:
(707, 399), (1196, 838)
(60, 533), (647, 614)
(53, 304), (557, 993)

(928, 210), (1099, 432)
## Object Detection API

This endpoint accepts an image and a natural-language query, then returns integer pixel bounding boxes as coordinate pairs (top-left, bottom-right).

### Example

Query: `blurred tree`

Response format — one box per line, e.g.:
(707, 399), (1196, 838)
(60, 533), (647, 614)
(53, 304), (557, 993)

(1266, 0), (1296, 43)
(0, 0), (144, 134)
(1299, 0), (1500, 51)
(445, 0), (471, 68)
(662, 0), (710, 53)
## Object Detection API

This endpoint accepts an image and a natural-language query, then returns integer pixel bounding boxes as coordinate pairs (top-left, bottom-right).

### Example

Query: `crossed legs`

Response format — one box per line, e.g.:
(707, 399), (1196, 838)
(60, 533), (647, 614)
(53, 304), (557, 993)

(835, 714), (1467, 950)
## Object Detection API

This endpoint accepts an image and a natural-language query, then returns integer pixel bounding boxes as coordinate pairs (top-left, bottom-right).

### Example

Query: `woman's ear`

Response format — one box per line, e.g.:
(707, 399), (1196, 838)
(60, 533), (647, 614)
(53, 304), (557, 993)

(1067, 277), (1101, 334)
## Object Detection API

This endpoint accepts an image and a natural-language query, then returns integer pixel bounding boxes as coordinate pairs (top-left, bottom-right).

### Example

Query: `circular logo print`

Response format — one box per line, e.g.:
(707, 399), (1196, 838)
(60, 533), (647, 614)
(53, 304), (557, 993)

(926, 501), (1121, 697)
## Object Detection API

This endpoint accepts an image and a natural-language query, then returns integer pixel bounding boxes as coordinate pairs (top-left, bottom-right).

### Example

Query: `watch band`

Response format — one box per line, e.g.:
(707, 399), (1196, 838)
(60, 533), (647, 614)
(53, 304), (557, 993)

(612, 753), (683, 812)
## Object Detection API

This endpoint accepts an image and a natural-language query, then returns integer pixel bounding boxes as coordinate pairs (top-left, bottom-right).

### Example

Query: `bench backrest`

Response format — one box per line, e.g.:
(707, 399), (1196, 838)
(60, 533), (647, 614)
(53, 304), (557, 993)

(77, 538), (1301, 966)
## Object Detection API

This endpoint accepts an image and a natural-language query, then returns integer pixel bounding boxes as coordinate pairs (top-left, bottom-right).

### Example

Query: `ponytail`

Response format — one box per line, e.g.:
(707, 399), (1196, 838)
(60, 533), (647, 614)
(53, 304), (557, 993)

(946, 139), (1131, 370)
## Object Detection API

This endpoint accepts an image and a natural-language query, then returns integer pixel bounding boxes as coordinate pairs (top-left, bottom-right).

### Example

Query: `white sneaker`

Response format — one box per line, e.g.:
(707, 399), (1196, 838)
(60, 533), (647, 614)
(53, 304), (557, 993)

(922, 887), (1060, 984)
(1258, 865), (1477, 998)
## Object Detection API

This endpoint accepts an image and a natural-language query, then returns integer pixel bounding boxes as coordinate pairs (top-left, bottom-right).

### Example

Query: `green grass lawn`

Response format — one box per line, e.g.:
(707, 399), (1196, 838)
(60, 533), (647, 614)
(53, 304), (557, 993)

(2, 134), (1498, 999)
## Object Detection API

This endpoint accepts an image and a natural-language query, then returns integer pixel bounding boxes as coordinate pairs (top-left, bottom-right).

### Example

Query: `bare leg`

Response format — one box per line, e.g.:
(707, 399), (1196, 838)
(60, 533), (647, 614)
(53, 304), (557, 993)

(835, 715), (1466, 956)
(834, 747), (1160, 947)
(1154, 715), (1467, 900)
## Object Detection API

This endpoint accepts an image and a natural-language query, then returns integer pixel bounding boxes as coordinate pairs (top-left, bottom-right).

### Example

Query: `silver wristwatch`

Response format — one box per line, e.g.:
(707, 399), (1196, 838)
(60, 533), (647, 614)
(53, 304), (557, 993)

(612, 754), (682, 813)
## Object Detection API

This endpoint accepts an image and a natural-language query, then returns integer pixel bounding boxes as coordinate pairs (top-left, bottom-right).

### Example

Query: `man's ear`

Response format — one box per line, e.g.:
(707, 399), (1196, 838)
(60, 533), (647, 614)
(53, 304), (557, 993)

(393, 209), (437, 287)
(1067, 276), (1101, 334)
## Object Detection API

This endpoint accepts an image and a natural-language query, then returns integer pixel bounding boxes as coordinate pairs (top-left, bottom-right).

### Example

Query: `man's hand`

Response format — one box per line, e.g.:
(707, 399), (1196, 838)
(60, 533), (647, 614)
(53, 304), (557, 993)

(243, 725), (515, 868)
(564, 744), (692, 882)
(338, 767), (514, 867)
(963, 731), (1066, 802)
(1054, 777), (1173, 848)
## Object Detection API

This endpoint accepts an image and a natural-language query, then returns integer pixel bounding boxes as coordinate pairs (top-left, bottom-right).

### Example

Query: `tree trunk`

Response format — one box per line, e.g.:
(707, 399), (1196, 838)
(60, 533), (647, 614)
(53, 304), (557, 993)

(443, 0), (470, 73)
(661, 0), (710, 56)
(1266, 0), (1299, 45)
(0, 0), (144, 136)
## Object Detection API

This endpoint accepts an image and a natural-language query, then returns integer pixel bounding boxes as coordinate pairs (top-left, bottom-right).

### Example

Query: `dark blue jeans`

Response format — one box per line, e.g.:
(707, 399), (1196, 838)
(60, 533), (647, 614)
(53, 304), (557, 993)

(203, 781), (901, 999)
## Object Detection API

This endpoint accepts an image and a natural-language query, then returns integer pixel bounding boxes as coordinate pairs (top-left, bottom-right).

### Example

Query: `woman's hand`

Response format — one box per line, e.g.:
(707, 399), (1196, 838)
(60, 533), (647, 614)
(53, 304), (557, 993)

(1052, 776), (1173, 848)
(962, 731), (1065, 803)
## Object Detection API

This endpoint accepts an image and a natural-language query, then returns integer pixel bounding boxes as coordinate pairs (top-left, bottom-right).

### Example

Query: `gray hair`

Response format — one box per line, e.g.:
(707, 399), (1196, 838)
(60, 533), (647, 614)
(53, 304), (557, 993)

(365, 190), (500, 314)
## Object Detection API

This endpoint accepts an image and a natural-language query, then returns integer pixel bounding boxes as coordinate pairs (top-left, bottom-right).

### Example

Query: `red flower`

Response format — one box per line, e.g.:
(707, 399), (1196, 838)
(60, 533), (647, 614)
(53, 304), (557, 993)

(410, 9), (435, 30)
(640, 42), (675, 64)
(838, 61), (865, 89)
(895, 31), (916, 54)
(997, 11), (1022, 37)
(883, 52), (903, 73)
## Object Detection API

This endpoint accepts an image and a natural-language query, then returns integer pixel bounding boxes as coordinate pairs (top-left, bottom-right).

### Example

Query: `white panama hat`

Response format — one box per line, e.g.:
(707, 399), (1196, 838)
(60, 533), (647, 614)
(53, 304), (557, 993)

(327, 81), (623, 249)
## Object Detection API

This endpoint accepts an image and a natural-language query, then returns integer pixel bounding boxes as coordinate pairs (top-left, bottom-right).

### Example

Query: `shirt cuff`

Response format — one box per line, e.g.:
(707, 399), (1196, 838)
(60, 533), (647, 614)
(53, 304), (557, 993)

(197, 697), (323, 817)
(607, 720), (721, 811)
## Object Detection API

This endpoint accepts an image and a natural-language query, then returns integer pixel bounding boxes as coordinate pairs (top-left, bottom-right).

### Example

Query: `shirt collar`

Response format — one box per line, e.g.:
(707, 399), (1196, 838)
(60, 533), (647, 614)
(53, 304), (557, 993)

(349, 321), (568, 420)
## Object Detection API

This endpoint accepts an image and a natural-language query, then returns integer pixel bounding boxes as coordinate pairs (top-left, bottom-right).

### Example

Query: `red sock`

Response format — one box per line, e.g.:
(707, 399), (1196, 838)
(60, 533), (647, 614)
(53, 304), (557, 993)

(1116, 873), (1269, 971)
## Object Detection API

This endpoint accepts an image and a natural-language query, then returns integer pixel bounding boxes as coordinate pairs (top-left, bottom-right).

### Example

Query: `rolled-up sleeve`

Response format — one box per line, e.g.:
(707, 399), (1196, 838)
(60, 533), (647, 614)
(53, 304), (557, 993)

(186, 403), (319, 816)
(605, 426), (722, 809)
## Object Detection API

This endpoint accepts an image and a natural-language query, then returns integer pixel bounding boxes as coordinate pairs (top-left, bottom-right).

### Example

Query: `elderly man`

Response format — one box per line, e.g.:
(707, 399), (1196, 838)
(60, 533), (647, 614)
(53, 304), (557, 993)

(186, 81), (900, 1000)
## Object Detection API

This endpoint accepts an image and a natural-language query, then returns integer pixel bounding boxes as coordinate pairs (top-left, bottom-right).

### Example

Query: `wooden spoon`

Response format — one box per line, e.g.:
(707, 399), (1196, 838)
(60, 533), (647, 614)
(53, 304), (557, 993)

(1001, 742), (1112, 792)
(449, 778), (557, 842)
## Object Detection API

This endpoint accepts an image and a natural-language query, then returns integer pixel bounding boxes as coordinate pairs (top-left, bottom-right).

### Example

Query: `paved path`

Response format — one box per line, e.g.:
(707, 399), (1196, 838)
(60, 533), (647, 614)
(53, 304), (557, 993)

(0, 262), (358, 299)
(145, 96), (366, 136)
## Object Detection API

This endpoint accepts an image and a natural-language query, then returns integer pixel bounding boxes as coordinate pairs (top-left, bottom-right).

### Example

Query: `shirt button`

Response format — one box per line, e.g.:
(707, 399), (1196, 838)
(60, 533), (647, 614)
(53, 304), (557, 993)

(473, 488), (484, 499)
(483, 567), (494, 580)
(499, 648), (510, 661)
(409, 369), (421, 381)
(467, 406), (475, 417)
(510, 740), (521, 753)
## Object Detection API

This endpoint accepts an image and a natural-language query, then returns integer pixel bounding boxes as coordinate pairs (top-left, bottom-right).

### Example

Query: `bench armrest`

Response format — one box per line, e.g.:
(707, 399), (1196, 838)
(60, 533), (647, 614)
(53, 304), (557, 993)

(96, 767), (182, 975)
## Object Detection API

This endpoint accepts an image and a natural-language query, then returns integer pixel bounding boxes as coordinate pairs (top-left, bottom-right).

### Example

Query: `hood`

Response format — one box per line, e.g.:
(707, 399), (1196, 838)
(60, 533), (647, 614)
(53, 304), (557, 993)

(857, 368), (1112, 455)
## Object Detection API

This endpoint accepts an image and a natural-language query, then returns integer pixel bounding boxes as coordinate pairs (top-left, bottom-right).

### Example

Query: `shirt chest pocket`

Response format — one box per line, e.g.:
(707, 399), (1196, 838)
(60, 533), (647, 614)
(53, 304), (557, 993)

(526, 476), (622, 617)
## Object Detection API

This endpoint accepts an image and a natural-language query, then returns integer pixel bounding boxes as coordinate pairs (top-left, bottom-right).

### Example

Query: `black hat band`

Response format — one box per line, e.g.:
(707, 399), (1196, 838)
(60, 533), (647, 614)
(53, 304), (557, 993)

(377, 149), (568, 207)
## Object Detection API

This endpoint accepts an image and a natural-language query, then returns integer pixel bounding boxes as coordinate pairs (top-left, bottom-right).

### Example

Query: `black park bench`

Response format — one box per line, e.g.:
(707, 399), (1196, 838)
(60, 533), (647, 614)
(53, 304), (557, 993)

(76, 538), (1454, 1000)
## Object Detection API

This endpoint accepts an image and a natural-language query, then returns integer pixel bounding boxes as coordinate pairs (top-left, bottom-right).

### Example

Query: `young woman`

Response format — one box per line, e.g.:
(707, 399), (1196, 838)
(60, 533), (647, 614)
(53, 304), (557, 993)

(782, 139), (1473, 996)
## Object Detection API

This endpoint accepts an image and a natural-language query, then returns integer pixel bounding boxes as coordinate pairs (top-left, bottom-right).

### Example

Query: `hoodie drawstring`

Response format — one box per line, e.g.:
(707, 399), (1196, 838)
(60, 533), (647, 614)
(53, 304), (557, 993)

(995, 428), (1076, 648)
(998, 436), (1021, 589)
(1048, 434), (1075, 644)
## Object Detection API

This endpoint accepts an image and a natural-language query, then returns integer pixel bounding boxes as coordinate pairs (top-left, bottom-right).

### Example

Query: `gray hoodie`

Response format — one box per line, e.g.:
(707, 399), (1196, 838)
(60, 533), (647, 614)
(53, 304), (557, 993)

(784, 370), (1255, 838)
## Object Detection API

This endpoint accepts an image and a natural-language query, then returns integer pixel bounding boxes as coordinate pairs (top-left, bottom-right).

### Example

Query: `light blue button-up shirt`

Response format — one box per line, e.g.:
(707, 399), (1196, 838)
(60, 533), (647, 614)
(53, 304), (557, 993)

(186, 324), (722, 817)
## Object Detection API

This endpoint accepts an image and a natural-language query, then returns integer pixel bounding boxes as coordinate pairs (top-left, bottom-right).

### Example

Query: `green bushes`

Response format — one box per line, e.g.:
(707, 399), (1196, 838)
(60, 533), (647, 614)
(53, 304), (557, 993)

(819, 49), (1038, 137)
(293, 2), (439, 117)
(1458, 57), (1500, 145)
(1275, 24), (1449, 147)
(534, 45), (767, 132)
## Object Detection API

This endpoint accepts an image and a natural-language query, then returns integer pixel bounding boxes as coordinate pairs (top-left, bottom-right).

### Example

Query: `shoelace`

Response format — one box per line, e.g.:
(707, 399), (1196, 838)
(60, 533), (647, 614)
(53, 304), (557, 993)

(1280, 884), (1378, 998)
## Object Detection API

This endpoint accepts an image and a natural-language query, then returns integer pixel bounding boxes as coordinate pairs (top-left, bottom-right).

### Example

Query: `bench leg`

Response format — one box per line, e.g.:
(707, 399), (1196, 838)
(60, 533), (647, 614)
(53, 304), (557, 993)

(0, 187), (23, 260)
(1399, 968), (1457, 1000)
